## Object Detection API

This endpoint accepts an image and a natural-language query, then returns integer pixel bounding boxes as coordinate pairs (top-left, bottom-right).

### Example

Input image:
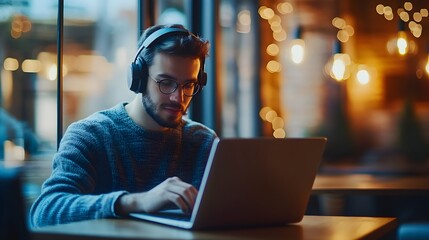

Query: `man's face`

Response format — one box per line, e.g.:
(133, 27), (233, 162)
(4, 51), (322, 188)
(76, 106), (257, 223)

(142, 52), (201, 129)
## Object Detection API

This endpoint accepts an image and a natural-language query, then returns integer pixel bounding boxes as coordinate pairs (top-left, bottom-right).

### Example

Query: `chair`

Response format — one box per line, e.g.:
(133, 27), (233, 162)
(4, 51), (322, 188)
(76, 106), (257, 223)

(398, 222), (429, 240)
(0, 166), (30, 240)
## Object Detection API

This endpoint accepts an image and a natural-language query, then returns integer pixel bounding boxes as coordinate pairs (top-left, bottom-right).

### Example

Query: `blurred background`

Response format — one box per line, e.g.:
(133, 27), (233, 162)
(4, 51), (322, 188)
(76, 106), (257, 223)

(1, 0), (429, 236)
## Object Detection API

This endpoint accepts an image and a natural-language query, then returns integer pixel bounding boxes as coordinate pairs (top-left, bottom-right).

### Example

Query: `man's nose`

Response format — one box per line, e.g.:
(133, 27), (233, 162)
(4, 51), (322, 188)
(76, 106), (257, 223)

(169, 86), (185, 103)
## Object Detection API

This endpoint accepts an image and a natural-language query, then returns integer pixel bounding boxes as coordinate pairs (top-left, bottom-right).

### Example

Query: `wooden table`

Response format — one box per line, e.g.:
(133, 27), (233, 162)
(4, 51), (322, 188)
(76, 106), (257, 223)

(313, 174), (429, 195)
(31, 215), (397, 240)
(311, 174), (429, 216)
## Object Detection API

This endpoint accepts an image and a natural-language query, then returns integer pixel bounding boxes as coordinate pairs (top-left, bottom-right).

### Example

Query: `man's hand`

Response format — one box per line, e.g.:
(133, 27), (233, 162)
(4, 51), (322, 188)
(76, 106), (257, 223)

(115, 177), (198, 215)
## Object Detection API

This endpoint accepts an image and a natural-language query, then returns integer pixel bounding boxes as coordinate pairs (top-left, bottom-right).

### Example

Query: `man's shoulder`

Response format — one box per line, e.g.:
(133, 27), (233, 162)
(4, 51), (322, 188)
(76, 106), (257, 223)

(68, 103), (128, 131)
(182, 117), (217, 138)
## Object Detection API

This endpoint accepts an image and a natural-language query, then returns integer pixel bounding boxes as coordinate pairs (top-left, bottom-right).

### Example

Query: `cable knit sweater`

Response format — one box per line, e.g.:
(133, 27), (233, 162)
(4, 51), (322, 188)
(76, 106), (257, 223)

(29, 102), (217, 227)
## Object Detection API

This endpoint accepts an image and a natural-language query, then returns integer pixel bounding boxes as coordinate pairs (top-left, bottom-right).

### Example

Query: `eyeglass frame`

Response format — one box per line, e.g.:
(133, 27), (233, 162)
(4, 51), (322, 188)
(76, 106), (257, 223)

(149, 75), (201, 97)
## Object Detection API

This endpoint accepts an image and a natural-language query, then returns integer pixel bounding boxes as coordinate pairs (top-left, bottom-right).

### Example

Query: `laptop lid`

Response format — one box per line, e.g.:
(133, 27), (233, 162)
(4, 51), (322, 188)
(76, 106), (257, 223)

(130, 137), (327, 230)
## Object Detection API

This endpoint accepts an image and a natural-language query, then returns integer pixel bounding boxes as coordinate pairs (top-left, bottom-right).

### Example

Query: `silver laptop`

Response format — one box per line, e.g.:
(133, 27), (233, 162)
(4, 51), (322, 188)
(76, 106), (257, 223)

(130, 137), (327, 230)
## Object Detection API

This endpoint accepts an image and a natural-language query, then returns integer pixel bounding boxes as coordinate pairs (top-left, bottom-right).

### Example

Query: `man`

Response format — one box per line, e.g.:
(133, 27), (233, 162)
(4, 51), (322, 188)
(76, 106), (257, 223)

(30, 24), (217, 227)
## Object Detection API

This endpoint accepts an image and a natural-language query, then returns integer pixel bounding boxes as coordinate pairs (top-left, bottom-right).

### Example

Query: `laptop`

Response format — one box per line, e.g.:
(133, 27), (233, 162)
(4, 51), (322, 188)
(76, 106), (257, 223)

(130, 137), (327, 230)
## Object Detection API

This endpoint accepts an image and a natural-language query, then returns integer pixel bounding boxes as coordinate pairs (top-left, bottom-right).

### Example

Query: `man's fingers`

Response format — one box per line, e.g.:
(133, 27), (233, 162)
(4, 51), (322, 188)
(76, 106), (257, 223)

(164, 177), (198, 212)
(167, 185), (197, 210)
(164, 191), (190, 213)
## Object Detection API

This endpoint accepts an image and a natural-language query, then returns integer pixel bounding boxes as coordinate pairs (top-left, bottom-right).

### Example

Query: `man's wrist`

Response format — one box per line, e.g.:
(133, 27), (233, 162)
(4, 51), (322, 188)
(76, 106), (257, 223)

(114, 193), (132, 216)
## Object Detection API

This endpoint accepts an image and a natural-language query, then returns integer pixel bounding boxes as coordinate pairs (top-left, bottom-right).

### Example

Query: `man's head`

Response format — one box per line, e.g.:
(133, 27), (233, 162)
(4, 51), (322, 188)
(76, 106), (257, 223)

(129, 24), (209, 94)
(129, 24), (209, 129)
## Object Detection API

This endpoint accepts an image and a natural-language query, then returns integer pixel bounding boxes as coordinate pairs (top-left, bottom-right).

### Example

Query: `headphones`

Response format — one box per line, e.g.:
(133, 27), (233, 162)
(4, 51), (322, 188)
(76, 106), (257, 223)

(128, 27), (207, 93)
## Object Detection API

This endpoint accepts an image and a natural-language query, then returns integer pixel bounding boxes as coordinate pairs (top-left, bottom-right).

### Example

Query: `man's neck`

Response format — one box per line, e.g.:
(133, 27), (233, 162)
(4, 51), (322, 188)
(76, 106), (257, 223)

(125, 96), (168, 131)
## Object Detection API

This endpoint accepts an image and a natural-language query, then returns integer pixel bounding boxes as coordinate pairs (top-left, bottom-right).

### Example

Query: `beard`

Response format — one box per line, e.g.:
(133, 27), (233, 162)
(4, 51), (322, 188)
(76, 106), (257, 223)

(142, 94), (183, 128)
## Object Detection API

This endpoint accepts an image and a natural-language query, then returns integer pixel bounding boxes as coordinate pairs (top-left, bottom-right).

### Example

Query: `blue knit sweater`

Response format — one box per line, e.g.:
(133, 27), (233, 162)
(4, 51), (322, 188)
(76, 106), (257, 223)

(29, 102), (217, 227)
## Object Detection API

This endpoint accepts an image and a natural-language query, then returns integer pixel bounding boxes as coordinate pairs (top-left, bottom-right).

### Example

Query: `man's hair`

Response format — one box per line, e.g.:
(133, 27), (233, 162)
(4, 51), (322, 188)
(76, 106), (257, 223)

(138, 24), (210, 67)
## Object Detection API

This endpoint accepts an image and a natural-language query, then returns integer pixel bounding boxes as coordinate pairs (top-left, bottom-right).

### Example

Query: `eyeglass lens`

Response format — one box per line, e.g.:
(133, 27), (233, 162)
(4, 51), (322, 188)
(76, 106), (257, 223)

(158, 79), (200, 96)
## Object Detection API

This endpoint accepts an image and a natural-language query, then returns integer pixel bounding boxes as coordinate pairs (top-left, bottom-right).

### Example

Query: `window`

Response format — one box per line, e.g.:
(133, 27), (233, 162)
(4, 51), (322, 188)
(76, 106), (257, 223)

(1, 0), (138, 161)
(1, 0), (57, 161)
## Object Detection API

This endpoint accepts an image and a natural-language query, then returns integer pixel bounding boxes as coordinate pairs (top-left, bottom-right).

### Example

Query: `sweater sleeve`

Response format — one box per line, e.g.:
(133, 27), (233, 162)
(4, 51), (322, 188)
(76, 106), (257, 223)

(29, 120), (127, 227)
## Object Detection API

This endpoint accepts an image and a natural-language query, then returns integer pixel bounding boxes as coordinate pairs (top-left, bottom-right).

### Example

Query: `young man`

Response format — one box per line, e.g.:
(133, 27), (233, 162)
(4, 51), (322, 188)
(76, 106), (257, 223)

(30, 24), (218, 227)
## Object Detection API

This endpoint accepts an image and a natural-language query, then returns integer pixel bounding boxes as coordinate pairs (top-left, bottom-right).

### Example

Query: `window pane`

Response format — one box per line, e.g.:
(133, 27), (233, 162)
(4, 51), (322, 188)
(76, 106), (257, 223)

(62, 0), (137, 130)
(219, 0), (260, 137)
(157, 0), (188, 26)
(1, 0), (57, 161)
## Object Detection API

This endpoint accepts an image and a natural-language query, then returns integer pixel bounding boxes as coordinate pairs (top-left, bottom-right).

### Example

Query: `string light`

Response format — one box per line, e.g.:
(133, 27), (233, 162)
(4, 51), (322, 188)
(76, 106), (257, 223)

(325, 41), (352, 81)
(332, 17), (354, 43)
(397, 30), (408, 55)
(386, 20), (418, 55)
(290, 26), (305, 64)
(259, 107), (286, 138)
(290, 39), (305, 64)
(258, 4), (295, 137)
(356, 65), (370, 85)
(376, 2), (428, 38)
(3, 58), (19, 71)
(425, 55), (429, 75)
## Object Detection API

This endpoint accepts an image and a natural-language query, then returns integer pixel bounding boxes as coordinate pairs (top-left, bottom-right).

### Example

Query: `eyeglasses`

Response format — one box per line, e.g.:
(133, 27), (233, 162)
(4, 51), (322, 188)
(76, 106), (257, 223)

(150, 76), (201, 97)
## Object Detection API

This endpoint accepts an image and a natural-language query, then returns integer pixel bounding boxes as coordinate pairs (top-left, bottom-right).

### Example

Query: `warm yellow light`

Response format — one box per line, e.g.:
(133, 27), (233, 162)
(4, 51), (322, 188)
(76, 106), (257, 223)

(3, 58), (19, 71)
(259, 7), (275, 20)
(344, 25), (355, 36)
(337, 30), (350, 43)
(22, 59), (42, 73)
(266, 44), (280, 56)
(258, 6), (266, 18)
(273, 30), (287, 42)
(410, 22), (422, 38)
(399, 12), (410, 22)
(421, 9), (428, 17)
(425, 56), (429, 75)
(404, 2), (413, 11)
(12, 20), (23, 32)
(10, 29), (22, 39)
(4, 140), (25, 162)
(48, 64), (57, 81)
(268, 15), (281, 26)
(376, 4), (385, 15)
(238, 10), (251, 26)
(265, 110), (278, 122)
(273, 128), (286, 138)
(413, 12), (422, 22)
(63, 64), (68, 76)
(386, 35), (417, 55)
(383, 6), (393, 15)
(237, 10), (251, 33)
(356, 69), (370, 85)
(266, 60), (282, 73)
(384, 13), (394, 21)
(37, 51), (53, 60)
(270, 23), (283, 33)
(383, 6), (394, 20)
(397, 31), (408, 55)
(1, 69), (13, 106)
(290, 39), (305, 64)
(272, 117), (284, 130)
(259, 107), (273, 121)
(332, 59), (346, 81)
(328, 53), (351, 81)
(332, 17), (346, 29)
(277, 2), (293, 14)
(22, 20), (32, 32)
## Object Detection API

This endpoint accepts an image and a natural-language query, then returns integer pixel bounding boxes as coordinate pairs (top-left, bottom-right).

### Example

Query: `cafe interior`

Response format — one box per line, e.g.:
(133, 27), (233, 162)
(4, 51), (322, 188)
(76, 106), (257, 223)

(1, 0), (429, 239)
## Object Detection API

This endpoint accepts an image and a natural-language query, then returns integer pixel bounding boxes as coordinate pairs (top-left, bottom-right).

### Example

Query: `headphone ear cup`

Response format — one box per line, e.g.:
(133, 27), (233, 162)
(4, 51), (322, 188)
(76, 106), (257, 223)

(128, 57), (148, 93)
(199, 71), (207, 87)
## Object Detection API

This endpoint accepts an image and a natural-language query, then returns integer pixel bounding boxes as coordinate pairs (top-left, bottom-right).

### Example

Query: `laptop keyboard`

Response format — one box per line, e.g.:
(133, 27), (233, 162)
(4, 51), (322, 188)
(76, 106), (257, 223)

(151, 209), (192, 221)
